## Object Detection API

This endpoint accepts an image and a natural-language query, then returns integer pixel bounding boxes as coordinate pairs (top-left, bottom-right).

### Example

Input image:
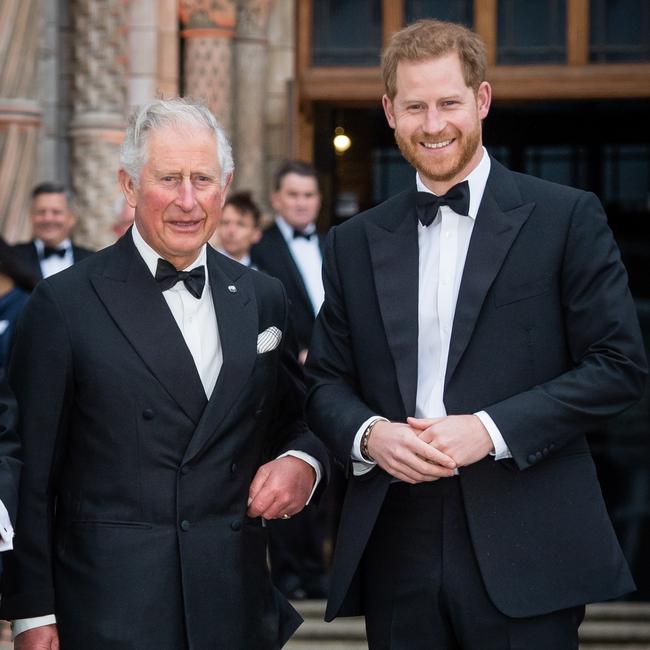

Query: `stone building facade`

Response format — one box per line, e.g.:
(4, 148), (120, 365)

(0, 0), (296, 249)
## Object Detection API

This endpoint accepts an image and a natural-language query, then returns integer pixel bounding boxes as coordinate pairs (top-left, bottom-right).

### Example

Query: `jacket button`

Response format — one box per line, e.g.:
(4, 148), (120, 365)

(180, 520), (190, 531)
(230, 462), (237, 473)
(142, 408), (155, 420)
(527, 454), (537, 465)
(535, 451), (543, 460)
(542, 448), (550, 457)
(180, 465), (190, 475)
(255, 409), (263, 418)
(231, 520), (241, 531)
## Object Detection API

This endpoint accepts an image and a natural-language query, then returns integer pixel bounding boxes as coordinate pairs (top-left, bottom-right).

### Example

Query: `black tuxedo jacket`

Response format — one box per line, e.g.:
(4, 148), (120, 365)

(2, 233), (328, 649)
(251, 223), (325, 351)
(306, 158), (647, 621)
(0, 380), (21, 528)
(12, 240), (94, 280)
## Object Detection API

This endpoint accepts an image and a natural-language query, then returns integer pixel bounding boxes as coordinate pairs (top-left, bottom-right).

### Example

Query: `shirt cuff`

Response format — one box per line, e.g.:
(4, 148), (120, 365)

(351, 416), (388, 476)
(0, 499), (14, 551)
(12, 615), (57, 639)
(278, 451), (322, 504)
(475, 411), (512, 460)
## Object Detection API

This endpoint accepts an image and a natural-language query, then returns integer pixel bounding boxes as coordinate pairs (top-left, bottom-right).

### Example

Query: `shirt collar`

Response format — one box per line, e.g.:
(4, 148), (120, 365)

(131, 223), (208, 284)
(275, 215), (317, 241)
(217, 248), (251, 267)
(415, 146), (491, 221)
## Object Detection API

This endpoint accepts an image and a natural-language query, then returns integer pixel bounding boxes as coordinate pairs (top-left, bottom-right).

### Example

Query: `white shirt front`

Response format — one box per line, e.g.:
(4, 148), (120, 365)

(132, 226), (221, 398)
(352, 148), (510, 470)
(275, 216), (324, 315)
(35, 238), (74, 279)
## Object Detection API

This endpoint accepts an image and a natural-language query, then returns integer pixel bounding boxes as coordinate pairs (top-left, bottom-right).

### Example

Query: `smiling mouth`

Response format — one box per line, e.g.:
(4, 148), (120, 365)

(421, 139), (454, 149)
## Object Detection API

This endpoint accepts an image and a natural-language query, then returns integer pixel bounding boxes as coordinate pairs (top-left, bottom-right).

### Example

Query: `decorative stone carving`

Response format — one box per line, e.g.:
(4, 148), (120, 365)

(69, 0), (128, 249)
(0, 0), (42, 241)
(180, 0), (236, 134)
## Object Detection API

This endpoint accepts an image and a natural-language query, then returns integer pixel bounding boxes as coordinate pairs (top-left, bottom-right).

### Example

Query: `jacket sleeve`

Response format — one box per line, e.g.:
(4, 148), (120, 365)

(485, 191), (647, 469)
(1, 281), (73, 619)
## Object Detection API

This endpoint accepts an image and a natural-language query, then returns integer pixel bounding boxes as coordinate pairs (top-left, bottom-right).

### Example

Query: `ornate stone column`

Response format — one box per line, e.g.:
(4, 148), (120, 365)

(0, 0), (42, 241)
(233, 0), (273, 200)
(180, 0), (236, 136)
(69, 0), (128, 249)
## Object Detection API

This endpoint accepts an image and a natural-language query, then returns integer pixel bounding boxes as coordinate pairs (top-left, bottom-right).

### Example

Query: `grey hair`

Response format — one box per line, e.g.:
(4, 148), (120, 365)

(120, 97), (234, 187)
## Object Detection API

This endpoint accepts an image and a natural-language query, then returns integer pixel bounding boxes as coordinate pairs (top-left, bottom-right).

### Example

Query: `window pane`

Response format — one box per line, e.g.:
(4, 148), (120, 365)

(312, 0), (382, 66)
(589, 0), (650, 62)
(604, 145), (650, 211)
(524, 146), (589, 188)
(405, 0), (473, 26)
(497, 0), (567, 64)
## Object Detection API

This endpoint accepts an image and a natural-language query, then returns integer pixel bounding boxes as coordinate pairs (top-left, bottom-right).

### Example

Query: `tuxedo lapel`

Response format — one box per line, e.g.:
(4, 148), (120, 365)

(445, 161), (535, 387)
(90, 235), (207, 424)
(366, 189), (419, 416)
(183, 249), (258, 463)
(29, 242), (43, 279)
(269, 225), (313, 314)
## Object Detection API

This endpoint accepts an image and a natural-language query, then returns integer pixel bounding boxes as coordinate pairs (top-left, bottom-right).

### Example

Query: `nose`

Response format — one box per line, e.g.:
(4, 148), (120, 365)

(422, 107), (446, 135)
(176, 177), (196, 212)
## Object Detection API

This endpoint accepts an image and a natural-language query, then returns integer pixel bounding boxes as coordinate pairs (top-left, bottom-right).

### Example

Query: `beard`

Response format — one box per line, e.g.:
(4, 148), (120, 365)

(394, 121), (481, 185)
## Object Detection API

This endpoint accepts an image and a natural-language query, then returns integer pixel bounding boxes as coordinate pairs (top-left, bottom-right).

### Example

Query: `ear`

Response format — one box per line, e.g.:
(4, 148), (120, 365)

(251, 227), (262, 245)
(220, 173), (233, 207)
(476, 81), (492, 120)
(270, 191), (281, 213)
(118, 169), (138, 208)
(382, 94), (397, 129)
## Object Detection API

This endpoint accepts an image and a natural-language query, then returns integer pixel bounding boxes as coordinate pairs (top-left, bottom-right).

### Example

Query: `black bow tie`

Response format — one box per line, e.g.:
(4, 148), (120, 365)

(42, 246), (67, 259)
(154, 258), (205, 299)
(416, 181), (470, 227)
(293, 229), (314, 241)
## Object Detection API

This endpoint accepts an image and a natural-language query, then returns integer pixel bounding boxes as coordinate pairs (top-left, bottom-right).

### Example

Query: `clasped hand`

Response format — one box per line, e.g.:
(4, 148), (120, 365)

(367, 415), (494, 484)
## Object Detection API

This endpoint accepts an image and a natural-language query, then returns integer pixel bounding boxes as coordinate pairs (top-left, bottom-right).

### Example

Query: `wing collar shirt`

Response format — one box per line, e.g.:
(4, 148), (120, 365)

(35, 238), (74, 279)
(275, 216), (324, 316)
(13, 225), (321, 639)
(352, 148), (511, 473)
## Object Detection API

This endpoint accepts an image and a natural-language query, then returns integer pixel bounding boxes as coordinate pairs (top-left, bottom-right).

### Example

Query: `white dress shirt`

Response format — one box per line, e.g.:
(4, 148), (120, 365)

(35, 238), (74, 279)
(14, 225), (322, 638)
(275, 216), (324, 315)
(352, 149), (511, 472)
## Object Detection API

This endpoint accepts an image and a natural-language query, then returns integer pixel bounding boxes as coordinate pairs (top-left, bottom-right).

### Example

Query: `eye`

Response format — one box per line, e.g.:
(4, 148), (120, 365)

(160, 176), (179, 186)
(192, 175), (214, 188)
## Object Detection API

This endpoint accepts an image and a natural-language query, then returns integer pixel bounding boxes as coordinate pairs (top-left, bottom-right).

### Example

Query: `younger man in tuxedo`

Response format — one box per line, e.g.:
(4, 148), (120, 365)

(213, 190), (262, 268)
(12, 182), (93, 280)
(305, 19), (647, 649)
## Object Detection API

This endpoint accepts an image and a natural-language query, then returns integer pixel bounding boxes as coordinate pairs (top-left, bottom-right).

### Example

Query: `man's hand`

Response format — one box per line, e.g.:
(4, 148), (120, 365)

(14, 624), (59, 650)
(407, 415), (494, 468)
(247, 456), (316, 519)
(366, 421), (457, 484)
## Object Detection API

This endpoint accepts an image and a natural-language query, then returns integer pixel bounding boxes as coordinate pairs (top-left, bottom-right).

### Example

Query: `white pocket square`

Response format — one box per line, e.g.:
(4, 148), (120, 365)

(257, 326), (282, 354)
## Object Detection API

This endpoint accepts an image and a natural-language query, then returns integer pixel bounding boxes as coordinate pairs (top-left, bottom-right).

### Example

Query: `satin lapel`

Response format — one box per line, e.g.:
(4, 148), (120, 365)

(366, 189), (419, 416)
(183, 250), (258, 463)
(30, 242), (43, 279)
(89, 235), (207, 424)
(444, 163), (535, 387)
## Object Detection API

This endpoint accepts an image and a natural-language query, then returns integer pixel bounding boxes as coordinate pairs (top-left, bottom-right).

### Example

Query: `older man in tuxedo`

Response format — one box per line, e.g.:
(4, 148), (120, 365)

(305, 20), (647, 650)
(12, 182), (93, 280)
(3, 98), (327, 650)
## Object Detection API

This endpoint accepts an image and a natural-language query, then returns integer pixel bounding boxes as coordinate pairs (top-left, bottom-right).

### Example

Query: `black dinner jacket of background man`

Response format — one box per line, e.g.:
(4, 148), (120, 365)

(2, 231), (328, 649)
(252, 223), (325, 351)
(305, 157), (647, 622)
(12, 240), (93, 280)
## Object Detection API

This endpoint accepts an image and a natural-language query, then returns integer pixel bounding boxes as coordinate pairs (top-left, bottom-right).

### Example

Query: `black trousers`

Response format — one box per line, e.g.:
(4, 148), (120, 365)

(362, 479), (585, 650)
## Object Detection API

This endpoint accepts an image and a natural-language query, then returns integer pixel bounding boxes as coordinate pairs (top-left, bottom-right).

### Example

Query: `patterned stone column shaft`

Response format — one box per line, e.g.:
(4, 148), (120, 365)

(69, 0), (128, 250)
(0, 0), (42, 241)
(233, 0), (272, 201)
(180, 0), (236, 140)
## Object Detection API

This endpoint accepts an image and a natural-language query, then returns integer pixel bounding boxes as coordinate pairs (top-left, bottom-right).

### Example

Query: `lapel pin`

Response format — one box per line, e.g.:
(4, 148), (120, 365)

(227, 285), (237, 293)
